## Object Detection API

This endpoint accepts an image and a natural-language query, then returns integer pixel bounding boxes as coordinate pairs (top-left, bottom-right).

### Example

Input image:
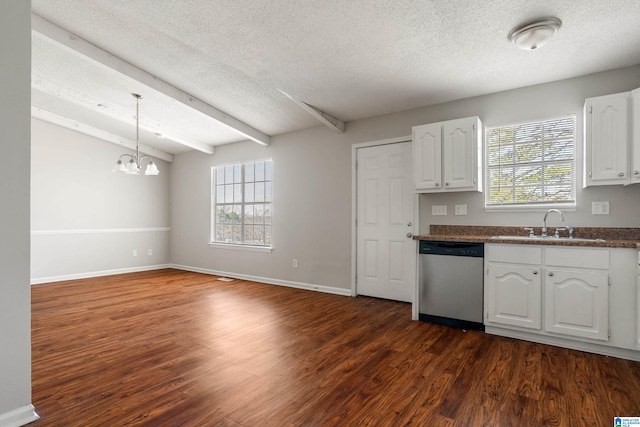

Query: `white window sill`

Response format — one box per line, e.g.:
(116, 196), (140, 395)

(209, 242), (273, 253)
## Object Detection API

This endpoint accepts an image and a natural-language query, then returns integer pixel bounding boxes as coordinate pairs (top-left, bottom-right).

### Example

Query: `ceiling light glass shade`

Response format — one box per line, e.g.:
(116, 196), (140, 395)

(125, 159), (139, 175)
(144, 161), (160, 176)
(112, 160), (126, 173)
(508, 17), (562, 50)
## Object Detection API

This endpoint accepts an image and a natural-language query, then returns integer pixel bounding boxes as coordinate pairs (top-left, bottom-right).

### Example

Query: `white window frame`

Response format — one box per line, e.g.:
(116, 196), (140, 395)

(210, 159), (273, 252)
(484, 115), (577, 212)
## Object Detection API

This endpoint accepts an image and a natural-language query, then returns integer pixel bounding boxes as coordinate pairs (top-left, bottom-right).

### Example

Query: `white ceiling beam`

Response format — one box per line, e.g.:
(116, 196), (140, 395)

(279, 90), (345, 133)
(31, 13), (271, 147)
(32, 107), (176, 163)
(31, 73), (214, 155)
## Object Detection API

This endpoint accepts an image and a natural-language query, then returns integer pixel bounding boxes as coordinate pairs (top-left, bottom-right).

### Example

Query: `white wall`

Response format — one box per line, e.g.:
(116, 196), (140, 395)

(170, 64), (640, 292)
(0, 2), (39, 426)
(31, 119), (171, 283)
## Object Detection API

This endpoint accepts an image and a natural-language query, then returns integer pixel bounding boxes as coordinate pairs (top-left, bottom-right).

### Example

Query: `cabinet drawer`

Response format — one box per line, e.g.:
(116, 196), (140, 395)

(486, 244), (541, 265)
(544, 247), (609, 269)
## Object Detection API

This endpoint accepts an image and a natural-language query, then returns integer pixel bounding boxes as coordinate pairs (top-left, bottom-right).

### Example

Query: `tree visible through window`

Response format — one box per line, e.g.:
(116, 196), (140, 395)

(212, 160), (272, 246)
(486, 116), (576, 207)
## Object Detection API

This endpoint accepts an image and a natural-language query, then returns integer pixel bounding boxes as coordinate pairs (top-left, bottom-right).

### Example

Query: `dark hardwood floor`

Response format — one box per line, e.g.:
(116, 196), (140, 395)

(31, 269), (640, 426)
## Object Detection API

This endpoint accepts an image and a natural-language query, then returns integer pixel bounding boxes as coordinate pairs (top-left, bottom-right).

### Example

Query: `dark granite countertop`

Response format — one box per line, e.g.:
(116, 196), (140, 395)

(413, 225), (640, 249)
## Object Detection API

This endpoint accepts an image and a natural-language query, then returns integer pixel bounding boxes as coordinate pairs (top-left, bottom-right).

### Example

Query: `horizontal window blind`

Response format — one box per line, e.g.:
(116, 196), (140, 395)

(486, 116), (576, 207)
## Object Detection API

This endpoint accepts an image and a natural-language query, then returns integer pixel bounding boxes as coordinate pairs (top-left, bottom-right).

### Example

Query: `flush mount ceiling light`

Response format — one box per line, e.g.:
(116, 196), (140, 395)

(508, 17), (562, 50)
(112, 93), (159, 176)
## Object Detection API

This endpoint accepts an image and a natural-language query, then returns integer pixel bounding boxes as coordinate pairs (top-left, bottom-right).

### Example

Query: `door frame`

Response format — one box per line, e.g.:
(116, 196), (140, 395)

(351, 135), (420, 320)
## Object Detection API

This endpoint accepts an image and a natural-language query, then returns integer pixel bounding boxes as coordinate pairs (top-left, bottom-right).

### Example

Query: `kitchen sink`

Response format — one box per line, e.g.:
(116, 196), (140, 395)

(491, 235), (606, 243)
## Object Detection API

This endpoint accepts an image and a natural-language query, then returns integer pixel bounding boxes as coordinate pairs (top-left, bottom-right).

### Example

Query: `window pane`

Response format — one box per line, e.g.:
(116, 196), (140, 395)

(544, 140), (573, 161)
(264, 204), (272, 225)
(254, 225), (264, 244)
(225, 165), (233, 184)
(232, 225), (242, 243)
(216, 207), (226, 225)
(514, 142), (542, 164)
(245, 183), (254, 203)
(255, 161), (265, 181)
(254, 205), (264, 224)
(265, 182), (272, 202)
(232, 205), (242, 224)
(244, 225), (254, 243)
(245, 163), (254, 182)
(514, 186), (543, 203)
(216, 186), (224, 203)
(233, 164), (241, 183)
(234, 184), (242, 203)
(244, 205), (254, 224)
(514, 165), (542, 186)
(255, 182), (265, 202)
(224, 184), (234, 203)
(265, 160), (272, 181)
(264, 226), (272, 245)
(545, 163), (573, 184)
(216, 167), (225, 185)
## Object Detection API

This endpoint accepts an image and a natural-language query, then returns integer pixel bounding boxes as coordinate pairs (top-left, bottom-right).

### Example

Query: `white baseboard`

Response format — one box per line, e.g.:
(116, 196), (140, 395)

(170, 264), (353, 297)
(0, 404), (39, 427)
(31, 264), (172, 285)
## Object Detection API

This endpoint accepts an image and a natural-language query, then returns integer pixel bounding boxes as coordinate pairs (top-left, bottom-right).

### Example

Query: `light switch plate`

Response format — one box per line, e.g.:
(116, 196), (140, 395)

(432, 205), (447, 216)
(455, 204), (467, 215)
(592, 201), (610, 215)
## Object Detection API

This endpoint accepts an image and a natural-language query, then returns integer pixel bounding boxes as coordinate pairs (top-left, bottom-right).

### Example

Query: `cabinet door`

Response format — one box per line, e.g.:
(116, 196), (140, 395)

(631, 88), (640, 184)
(442, 117), (478, 190)
(486, 263), (541, 330)
(544, 269), (609, 341)
(584, 93), (629, 186)
(412, 123), (442, 191)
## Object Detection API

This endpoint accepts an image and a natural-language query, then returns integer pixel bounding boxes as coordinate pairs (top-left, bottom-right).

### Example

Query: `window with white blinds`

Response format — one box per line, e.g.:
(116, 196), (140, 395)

(485, 116), (576, 208)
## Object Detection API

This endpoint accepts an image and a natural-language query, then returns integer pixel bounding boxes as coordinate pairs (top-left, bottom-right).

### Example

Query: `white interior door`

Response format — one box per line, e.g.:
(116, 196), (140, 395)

(356, 142), (415, 302)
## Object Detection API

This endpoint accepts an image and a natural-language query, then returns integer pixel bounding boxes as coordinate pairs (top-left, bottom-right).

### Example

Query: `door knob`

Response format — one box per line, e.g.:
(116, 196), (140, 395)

(406, 232), (413, 238)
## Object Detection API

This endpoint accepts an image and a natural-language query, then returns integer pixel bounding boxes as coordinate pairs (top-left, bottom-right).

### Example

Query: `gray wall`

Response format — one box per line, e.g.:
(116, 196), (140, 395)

(31, 119), (171, 283)
(170, 64), (640, 292)
(0, 0), (34, 423)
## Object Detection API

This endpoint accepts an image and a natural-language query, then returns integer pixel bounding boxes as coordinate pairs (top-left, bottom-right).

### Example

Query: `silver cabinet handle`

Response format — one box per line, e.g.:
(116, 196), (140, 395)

(532, 270), (538, 275)
(435, 183), (440, 187)
(548, 272), (554, 277)
(634, 171), (639, 175)
(445, 182), (449, 186)
(406, 232), (413, 238)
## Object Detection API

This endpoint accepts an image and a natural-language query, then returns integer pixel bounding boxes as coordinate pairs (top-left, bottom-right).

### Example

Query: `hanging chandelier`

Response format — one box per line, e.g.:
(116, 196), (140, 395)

(112, 93), (159, 175)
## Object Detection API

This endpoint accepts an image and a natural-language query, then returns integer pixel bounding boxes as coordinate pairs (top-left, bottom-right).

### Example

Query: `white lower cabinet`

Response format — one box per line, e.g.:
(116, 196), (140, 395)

(486, 263), (541, 330)
(544, 268), (609, 340)
(486, 244), (610, 342)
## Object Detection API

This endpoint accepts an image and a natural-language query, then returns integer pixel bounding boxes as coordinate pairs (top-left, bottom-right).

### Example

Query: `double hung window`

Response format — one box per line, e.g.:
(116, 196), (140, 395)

(485, 116), (576, 208)
(212, 159), (272, 247)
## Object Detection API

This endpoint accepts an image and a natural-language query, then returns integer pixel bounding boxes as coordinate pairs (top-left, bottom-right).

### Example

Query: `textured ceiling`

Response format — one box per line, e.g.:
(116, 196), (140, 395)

(31, 0), (640, 156)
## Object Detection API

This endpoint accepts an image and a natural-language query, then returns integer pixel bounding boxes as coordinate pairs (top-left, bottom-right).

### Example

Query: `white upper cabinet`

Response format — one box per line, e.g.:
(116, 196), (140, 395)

(412, 122), (441, 190)
(632, 88), (640, 184)
(584, 92), (630, 186)
(584, 88), (640, 187)
(412, 116), (482, 193)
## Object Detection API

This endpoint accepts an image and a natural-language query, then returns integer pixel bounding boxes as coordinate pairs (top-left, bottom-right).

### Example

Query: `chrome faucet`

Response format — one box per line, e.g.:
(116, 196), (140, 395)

(542, 209), (564, 237)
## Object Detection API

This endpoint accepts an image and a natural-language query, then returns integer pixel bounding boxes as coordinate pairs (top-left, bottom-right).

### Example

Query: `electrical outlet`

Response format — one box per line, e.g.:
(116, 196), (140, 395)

(293, 259), (298, 268)
(432, 205), (447, 216)
(454, 204), (467, 215)
(592, 201), (610, 215)
(132, 249), (137, 257)
(147, 249), (153, 256)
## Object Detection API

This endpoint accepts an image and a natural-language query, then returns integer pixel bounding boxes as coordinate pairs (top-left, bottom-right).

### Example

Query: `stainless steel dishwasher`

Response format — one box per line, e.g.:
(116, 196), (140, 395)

(419, 240), (484, 331)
